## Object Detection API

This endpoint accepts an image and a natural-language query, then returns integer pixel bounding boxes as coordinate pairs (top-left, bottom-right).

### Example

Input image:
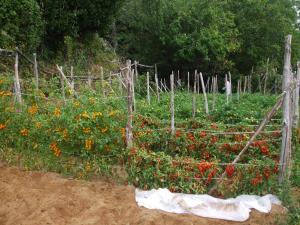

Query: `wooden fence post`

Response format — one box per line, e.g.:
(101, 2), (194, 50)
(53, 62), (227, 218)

(264, 58), (269, 95)
(33, 53), (39, 93)
(200, 72), (209, 114)
(294, 62), (300, 127)
(14, 50), (22, 107)
(147, 72), (151, 105)
(100, 66), (105, 97)
(225, 74), (229, 105)
(126, 60), (133, 148)
(131, 69), (136, 111)
(187, 72), (190, 92)
(170, 72), (175, 134)
(212, 76), (216, 110)
(155, 64), (160, 103)
(59, 66), (66, 102)
(70, 66), (75, 93)
(88, 72), (92, 88)
(192, 72), (197, 119)
(279, 35), (293, 183)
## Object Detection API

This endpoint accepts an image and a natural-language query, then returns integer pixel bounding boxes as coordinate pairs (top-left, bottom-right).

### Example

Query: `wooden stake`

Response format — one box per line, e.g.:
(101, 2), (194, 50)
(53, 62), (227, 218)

(212, 76), (216, 110)
(155, 64), (160, 103)
(33, 53), (39, 93)
(70, 66), (75, 93)
(88, 72), (92, 88)
(244, 76), (247, 93)
(131, 69), (136, 112)
(279, 35), (293, 183)
(294, 62), (300, 127)
(100, 67), (105, 97)
(147, 72), (150, 105)
(264, 58), (269, 95)
(14, 50), (22, 106)
(225, 74), (229, 105)
(126, 60), (133, 148)
(59, 66), (66, 102)
(187, 72), (190, 92)
(200, 72), (209, 114)
(192, 73), (197, 119)
(56, 65), (78, 98)
(170, 72), (175, 134)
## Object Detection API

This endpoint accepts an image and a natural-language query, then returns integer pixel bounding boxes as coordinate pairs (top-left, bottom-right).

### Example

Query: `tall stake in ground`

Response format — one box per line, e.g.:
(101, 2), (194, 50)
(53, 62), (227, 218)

(126, 60), (133, 148)
(192, 72), (197, 119)
(14, 50), (22, 108)
(279, 35), (293, 183)
(170, 72), (175, 134)
(200, 72), (209, 114)
(294, 62), (300, 127)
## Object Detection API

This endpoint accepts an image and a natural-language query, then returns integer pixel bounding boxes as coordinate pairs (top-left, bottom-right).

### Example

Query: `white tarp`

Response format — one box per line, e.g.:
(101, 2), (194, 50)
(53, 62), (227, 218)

(135, 188), (281, 222)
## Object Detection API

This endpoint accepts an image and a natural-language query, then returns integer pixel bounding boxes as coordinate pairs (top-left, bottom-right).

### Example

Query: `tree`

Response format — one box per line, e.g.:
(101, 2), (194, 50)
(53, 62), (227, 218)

(0, 0), (44, 51)
(228, 0), (300, 74)
(38, 0), (124, 51)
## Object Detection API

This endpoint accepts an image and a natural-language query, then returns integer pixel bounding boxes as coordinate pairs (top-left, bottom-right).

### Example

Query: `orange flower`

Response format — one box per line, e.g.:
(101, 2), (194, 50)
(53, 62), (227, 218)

(54, 108), (61, 117)
(20, 129), (29, 136)
(83, 128), (91, 133)
(85, 139), (93, 150)
(0, 124), (6, 130)
(28, 105), (38, 115)
(101, 127), (108, 133)
(50, 142), (61, 157)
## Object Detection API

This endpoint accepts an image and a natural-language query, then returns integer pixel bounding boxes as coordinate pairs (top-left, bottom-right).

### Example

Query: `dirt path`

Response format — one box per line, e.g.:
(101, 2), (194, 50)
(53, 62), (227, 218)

(0, 165), (286, 225)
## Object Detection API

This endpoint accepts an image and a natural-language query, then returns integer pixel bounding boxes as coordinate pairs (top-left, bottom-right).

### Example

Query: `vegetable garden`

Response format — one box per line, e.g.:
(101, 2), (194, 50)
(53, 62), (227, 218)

(0, 36), (299, 198)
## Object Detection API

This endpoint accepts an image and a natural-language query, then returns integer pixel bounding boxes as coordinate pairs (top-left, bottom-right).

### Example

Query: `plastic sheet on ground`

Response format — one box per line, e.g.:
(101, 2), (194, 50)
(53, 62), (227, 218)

(135, 188), (281, 222)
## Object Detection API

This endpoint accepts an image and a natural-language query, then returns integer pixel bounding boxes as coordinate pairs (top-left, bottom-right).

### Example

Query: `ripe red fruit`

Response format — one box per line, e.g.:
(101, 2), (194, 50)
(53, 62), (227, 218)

(225, 164), (235, 177)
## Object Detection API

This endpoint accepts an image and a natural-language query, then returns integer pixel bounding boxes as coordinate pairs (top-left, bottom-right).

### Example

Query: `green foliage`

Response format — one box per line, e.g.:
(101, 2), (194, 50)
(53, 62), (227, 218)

(0, 0), (43, 51)
(229, 0), (300, 73)
(118, 0), (239, 74)
(39, 0), (124, 51)
(118, 0), (300, 76)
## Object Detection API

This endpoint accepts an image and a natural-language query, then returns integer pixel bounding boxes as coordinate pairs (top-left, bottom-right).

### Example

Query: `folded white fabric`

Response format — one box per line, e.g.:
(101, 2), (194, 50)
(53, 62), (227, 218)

(135, 188), (281, 222)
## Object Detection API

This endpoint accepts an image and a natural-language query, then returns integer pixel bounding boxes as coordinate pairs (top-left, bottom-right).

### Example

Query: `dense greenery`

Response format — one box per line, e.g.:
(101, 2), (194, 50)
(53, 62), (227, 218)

(1, 0), (299, 76)
(117, 0), (300, 75)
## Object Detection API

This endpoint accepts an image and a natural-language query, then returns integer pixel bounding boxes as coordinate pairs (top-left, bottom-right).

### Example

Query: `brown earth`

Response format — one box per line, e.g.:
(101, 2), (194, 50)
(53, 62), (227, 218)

(0, 164), (287, 225)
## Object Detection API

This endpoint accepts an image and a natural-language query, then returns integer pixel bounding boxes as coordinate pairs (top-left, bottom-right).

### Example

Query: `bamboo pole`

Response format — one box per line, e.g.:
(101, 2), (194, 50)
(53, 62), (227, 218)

(279, 35), (293, 183)
(126, 60), (133, 148)
(200, 72), (209, 114)
(170, 72), (175, 134)
(192, 72), (197, 119)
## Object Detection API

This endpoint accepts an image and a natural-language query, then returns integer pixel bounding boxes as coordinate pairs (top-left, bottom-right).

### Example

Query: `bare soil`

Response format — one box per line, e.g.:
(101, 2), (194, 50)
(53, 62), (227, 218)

(0, 164), (287, 225)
